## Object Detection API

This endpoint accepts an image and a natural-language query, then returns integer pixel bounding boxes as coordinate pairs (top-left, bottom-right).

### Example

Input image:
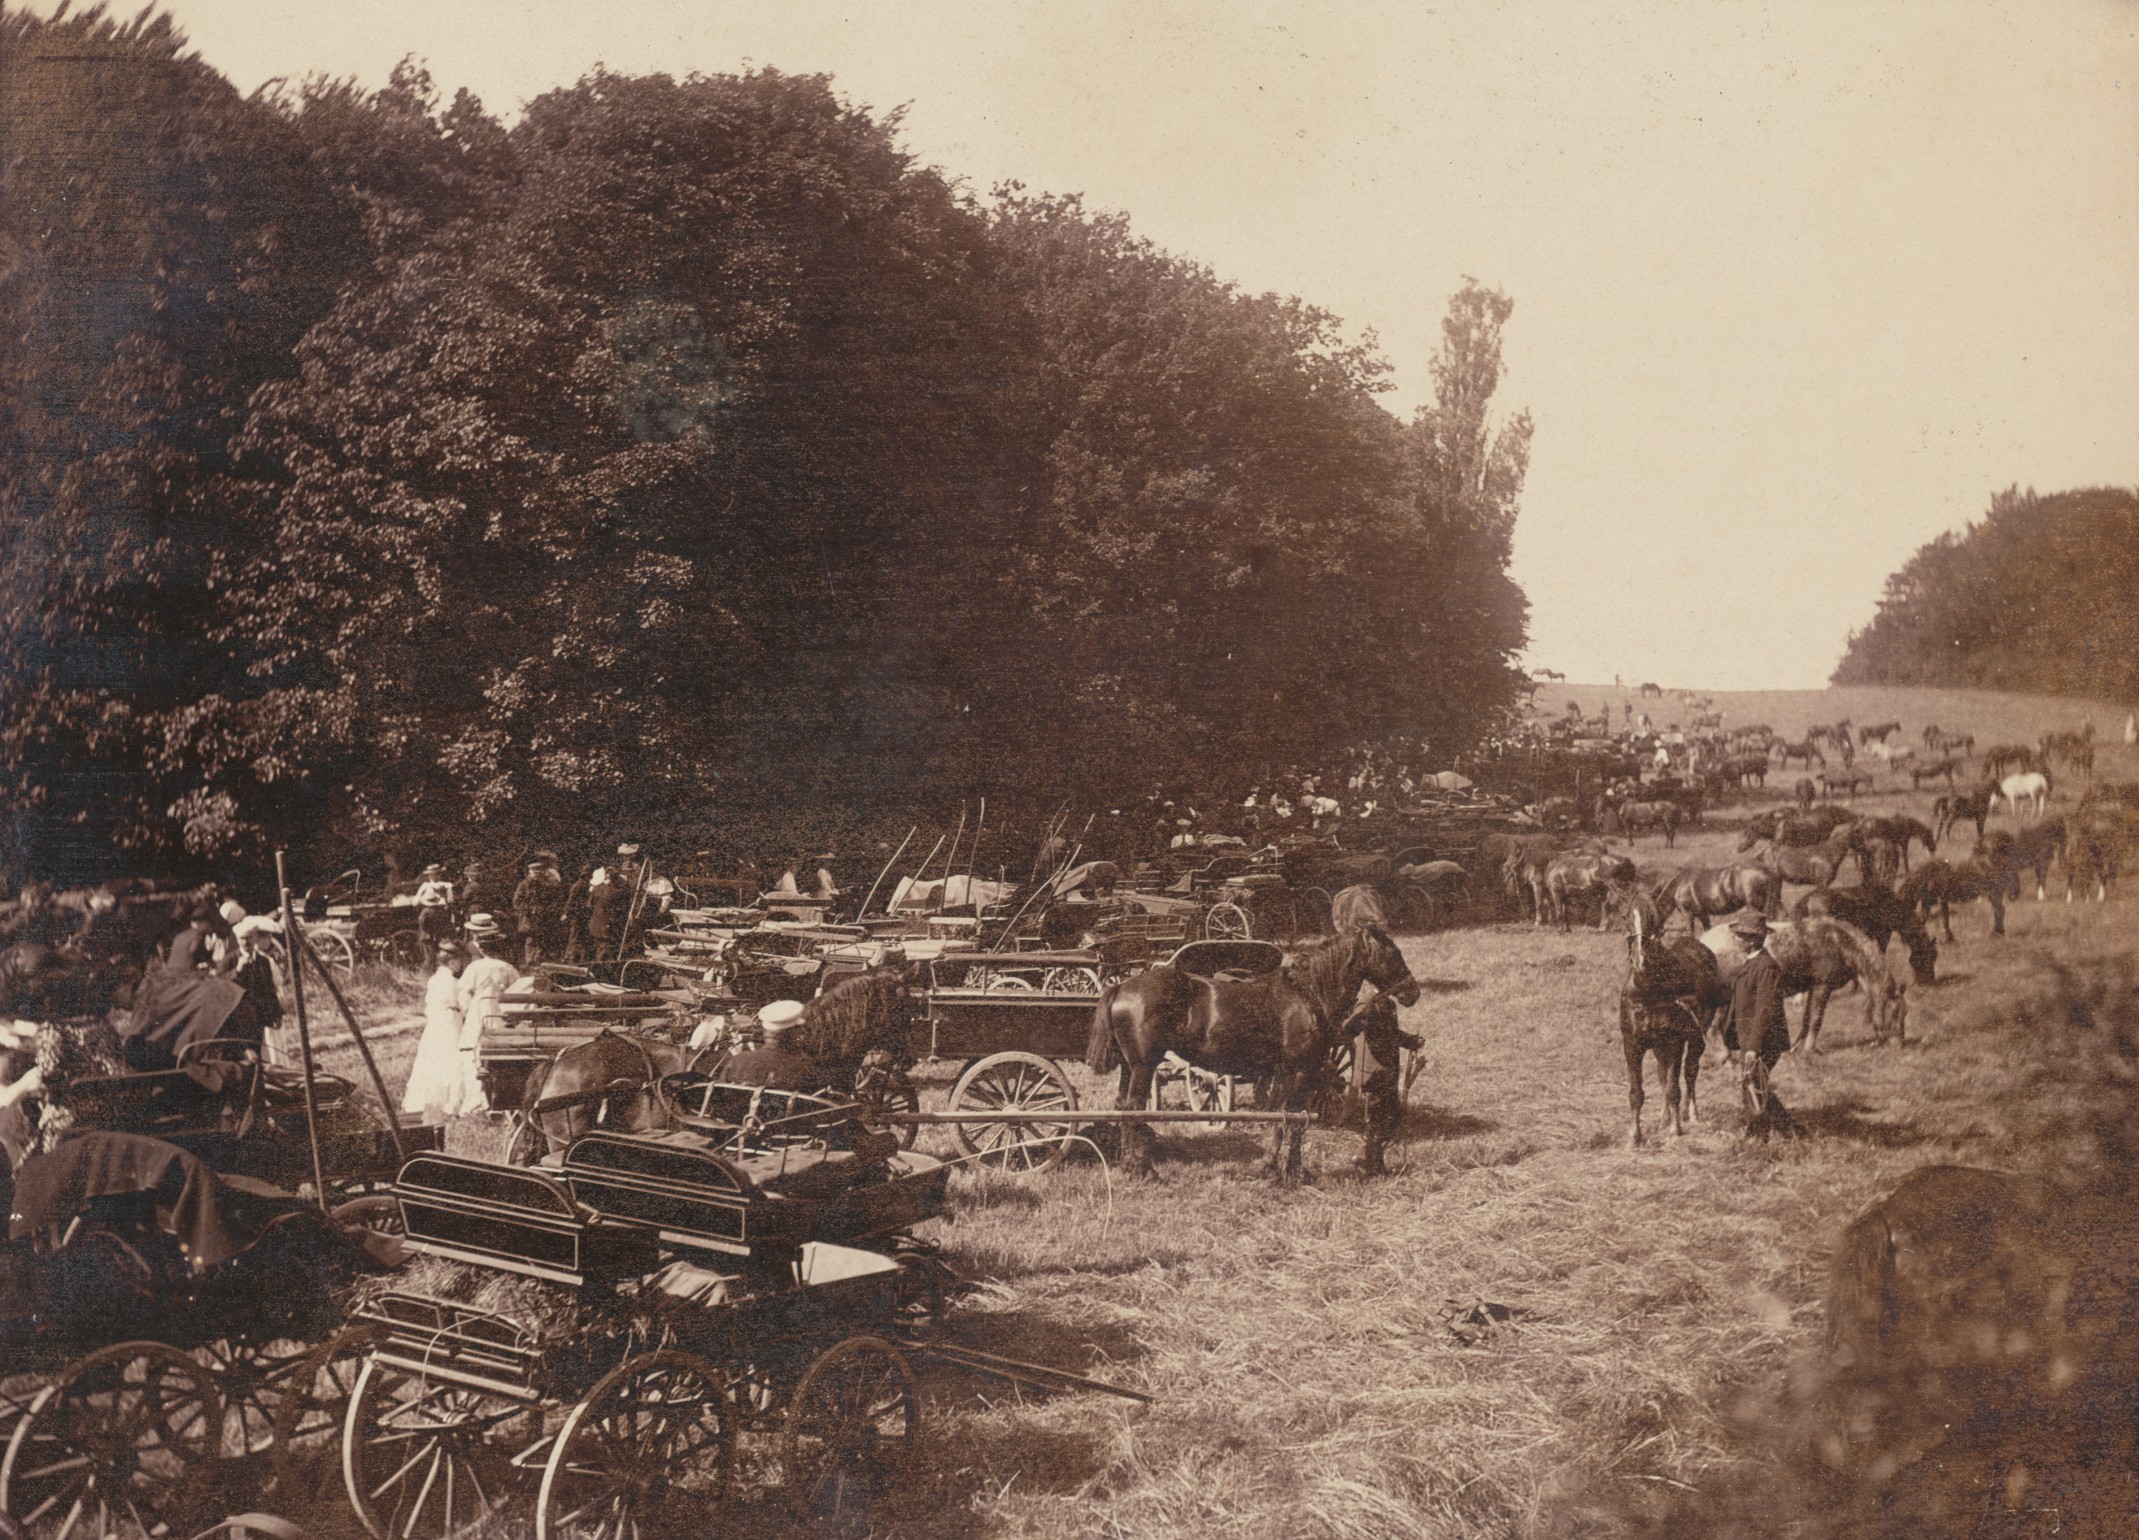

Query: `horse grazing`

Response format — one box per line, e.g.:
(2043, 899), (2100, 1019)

(1772, 738), (1826, 769)
(1618, 911), (1724, 1147)
(1638, 681), (1663, 697)
(1819, 769), (1874, 799)
(1700, 915), (1908, 1052)
(1795, 885), (1938, 984)
(1992, 818), (2067, 900)
(1541, 850), (1638, 931)
(1740, 807), (1854, 851)
(1329, 883), (1389, 934)
(1900, 856), (2007, 940)
(1652, 863), (1780, 934)
(1086, 926), (1420, 1178)
(1794, 776), (1817, 813)
(1981, 742), (2037, 780)
(1858, 720), (1902, 746)
(1931, 787), (1992, 846)
(1991, 769), (2051, 817)
(1612, 799), (1681, 846)
(1754, 837), (1852, 892)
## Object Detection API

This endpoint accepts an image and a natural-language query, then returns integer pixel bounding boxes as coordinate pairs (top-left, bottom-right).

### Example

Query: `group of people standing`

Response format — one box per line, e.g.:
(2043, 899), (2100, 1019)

(400, 913), (524, 1120)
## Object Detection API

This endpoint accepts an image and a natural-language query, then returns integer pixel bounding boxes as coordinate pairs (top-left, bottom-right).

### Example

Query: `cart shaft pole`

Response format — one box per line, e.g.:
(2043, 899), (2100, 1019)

(881, 1108), (1310, 1125)
(294, 928), (408, 1165)
(276, 849), (332, 1212)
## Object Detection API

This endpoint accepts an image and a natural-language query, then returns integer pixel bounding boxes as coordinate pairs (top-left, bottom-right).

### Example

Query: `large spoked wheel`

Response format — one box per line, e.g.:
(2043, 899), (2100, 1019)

(311, 928), (361, 981)
(1147, 1053), (1237, 1131)
(1203, 902), (1252, 941)
(949, 1052), (1080, 1173)
(535, 1352), (734, 1540)
(268, 1326), (372, 1511)
(1308, 1041), (1360, 1125)
(383, 930), (426, 972)
(781, 1337), (919, 1529)
(1041, 966), (1101, 995)
(851, 1064), (920, 1152)
(343, 1356), (536, 1540)
(1, 1341), (222, 1540)
(192, 1336), (313, 1460)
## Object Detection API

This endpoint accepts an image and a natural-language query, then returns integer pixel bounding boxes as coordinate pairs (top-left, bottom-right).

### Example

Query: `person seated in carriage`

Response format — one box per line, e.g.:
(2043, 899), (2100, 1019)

(720, 999), (816, 1091)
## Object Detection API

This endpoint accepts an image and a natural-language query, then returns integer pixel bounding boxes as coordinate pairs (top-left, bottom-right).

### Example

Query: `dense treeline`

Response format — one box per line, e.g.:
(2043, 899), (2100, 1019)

(1, 7), (1530, 883)
(1833, 486), (2139, 702)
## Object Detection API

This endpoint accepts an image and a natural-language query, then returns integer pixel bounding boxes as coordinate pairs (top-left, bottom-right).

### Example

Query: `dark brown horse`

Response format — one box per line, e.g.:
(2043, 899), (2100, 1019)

(1086, 926), (1419, 1178)
(1619, 910), (1724, 1147)
(1794, 885), (1938, 984)
(1931, 787), (1994, 847)
(1902, 855), (2008, 940)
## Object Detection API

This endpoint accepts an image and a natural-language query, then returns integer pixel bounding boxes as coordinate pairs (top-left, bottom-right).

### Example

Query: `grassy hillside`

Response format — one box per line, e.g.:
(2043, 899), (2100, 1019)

(1541, 683), (2137, 776)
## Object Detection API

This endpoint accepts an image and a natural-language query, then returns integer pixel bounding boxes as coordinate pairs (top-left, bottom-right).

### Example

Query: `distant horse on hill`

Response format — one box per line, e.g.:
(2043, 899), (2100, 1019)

(1909, 756), (1963, 790)
(1991, 770), (2051, 817)
(1901, 857), (2008, 940)
(1931, 787), (1993, 846)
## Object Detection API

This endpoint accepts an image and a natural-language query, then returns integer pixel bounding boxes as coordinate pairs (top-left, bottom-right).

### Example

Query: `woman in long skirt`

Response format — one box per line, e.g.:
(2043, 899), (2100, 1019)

(455, 916), (521, 1116)
(402, 941), (469, 1118)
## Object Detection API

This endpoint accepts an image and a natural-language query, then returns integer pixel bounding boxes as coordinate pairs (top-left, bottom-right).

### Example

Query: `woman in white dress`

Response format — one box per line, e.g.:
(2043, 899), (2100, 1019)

(455, 916), (522, 1116)
(401, 941), (468, 1118)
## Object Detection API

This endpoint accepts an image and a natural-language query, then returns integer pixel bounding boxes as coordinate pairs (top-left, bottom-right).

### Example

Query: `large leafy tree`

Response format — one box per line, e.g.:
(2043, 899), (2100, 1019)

(1834, 486), (2139, 699)
(0, 5), (377, 879)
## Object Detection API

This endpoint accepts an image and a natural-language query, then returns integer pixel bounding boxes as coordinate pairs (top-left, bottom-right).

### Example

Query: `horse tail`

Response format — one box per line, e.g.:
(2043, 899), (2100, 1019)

(1085, 985), (1122, 1073)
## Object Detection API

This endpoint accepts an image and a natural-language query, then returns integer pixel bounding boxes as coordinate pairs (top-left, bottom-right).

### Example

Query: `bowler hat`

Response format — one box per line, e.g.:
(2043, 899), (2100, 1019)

(1727, 907), (1769, 937)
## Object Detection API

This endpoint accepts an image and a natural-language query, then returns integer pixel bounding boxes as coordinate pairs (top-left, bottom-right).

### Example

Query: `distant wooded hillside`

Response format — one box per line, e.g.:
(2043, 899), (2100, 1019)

(1833, 486), (2139, 702)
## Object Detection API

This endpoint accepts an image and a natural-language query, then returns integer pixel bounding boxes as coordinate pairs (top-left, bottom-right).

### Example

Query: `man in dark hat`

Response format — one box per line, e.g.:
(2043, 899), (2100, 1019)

(1719, 908), (1794, 1136)
(587, 842), (645, 955)
(513, 851), (567, 968)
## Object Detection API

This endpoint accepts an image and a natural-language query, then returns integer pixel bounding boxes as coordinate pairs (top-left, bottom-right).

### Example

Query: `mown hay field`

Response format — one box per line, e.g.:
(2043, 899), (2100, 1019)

(308, 688), (2138, 1539)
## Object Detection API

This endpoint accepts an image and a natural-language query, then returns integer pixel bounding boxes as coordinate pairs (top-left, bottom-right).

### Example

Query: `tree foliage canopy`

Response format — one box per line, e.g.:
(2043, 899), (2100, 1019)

(2, 9), (1532, 880)
(1832, 486), (2139, 702)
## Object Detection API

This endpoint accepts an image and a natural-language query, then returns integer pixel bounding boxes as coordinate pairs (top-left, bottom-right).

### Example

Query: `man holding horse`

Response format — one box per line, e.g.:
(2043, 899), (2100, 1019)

(1718, 909), (1795, 1137)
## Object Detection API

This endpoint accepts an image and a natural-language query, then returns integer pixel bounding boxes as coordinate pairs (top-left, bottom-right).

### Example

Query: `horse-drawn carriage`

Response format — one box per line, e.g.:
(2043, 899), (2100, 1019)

(321, 1086), (1122, 1537)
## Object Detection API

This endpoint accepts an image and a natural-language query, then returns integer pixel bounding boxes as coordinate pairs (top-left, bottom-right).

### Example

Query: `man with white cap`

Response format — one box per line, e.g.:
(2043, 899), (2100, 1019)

(720, 999), (816, 1091)
(1718, 907), (1795, 1136)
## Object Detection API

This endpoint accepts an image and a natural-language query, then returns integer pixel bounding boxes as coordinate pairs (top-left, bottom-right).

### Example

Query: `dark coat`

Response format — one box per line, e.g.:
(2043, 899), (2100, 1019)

(1723, 948), (1789, 1059)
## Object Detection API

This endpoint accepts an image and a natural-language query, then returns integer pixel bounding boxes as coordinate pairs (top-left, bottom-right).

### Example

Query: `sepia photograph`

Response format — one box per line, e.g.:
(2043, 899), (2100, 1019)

(1, 1), (2136, 1535)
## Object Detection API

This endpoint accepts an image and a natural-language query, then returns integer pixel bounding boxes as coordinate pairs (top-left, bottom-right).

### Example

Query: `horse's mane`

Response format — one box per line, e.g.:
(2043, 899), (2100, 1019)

(1282, 929), (1366, 1017)
(794, 967), (906, 1062)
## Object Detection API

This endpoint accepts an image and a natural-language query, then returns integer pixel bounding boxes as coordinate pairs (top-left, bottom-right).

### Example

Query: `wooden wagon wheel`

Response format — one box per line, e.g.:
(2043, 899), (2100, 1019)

(191, 1335), (314, 1459)
(309, 927), (360, 981)
(267, 1325), (373, 1511)
(1146, 1054), (1238, 1130)
(330, 1193), (406, 1247)
(851, 1062), (920, 1152)
(1, 1340), (222, 1540)
(780, 1337), (919, 1527)
(1394, 885), (1439, 934)
(534, 1352), (734, 1540)
(982, 974), (1034, 993)
(342, 1356), (538, 1540)
(948, 1052), (1079, 1173)
(1040, 967), (1101, 994)
(383, 930), (426, 971)
(1203, 902), (1253, 941)
(1308, 1040), (1360, 1126)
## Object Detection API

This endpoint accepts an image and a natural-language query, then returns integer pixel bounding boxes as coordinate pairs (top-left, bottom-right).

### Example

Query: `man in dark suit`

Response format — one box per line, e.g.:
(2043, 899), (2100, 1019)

(1719, 908), (1795, 1136)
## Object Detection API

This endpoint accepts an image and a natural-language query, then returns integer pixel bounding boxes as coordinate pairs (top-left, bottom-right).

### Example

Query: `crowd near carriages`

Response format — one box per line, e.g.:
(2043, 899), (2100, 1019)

(0, 700), (2135, 1533)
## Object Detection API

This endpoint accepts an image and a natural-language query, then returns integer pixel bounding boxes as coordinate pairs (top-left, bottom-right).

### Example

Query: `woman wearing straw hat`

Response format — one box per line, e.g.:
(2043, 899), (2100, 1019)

(402, 939), (470, 1118)
(455, 915), (521, 1115)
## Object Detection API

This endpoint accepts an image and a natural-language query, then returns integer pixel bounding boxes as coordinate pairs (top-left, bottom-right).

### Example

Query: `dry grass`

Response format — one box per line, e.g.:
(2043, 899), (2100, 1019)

(282, 686), (2138, 1538)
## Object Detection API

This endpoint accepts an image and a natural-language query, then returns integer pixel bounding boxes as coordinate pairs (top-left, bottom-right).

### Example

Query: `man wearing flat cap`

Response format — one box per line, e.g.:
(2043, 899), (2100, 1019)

(1719, 908), (1794, 1136)
(513, 850), (566, 968)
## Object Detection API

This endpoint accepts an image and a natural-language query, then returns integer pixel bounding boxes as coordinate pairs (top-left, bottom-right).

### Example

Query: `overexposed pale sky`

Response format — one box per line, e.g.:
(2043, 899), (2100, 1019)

(70, 0), (2139, 690)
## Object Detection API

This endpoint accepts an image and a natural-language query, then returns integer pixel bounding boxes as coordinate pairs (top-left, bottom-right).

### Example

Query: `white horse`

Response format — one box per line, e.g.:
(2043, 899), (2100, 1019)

(1993, 770), (2051, 817)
